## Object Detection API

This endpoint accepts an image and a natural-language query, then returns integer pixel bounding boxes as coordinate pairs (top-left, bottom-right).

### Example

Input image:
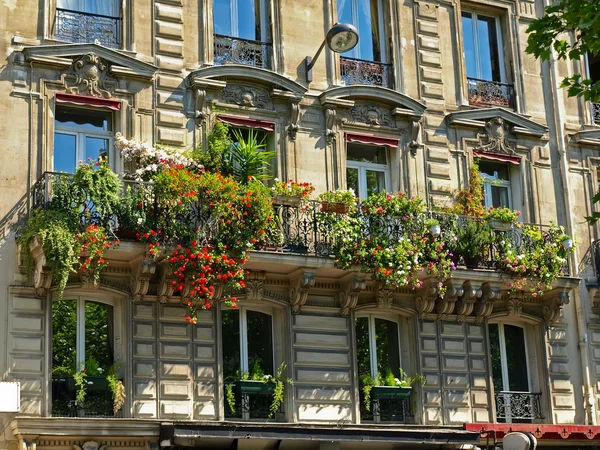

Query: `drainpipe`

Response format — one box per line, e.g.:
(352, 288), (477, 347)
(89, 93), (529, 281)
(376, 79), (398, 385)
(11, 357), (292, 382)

(544, 0), (595, 424)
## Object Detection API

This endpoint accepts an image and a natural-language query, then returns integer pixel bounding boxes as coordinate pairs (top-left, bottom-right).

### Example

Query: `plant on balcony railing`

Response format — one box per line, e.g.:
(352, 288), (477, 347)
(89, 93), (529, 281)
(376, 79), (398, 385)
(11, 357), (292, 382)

(271, 179), (315, 206)
(317, 188), (358, 214)
(225, 361), (292, 420)
(359, 368), (425, 413)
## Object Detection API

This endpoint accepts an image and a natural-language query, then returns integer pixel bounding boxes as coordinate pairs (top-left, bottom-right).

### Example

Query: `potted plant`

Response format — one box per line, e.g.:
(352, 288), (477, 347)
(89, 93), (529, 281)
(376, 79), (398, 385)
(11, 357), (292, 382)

(225, 361), (292, 419)
(271, 179), (315, 207)
(558, 234), (574, 249)
(486, 206), (520, 230)
(425, 218), (441, 236)
(360, 368), (425, 413)
(317, 189), (357, 214)
(452, 218), (492, 269)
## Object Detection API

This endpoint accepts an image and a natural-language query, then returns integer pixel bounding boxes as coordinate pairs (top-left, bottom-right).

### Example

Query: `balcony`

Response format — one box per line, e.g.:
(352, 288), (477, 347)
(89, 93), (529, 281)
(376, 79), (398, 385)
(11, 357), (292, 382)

(495, 392), (542, 423)
(592, 103), (600, 125)
(52, 375), (118, 418)
(214, 34), (271, 69)
(340, 57), (392, 88)
(360, 388), (412, 424)
(224, 381), (282, 421)
(467, 77), (515, 108)
(55, 8), (121, 49)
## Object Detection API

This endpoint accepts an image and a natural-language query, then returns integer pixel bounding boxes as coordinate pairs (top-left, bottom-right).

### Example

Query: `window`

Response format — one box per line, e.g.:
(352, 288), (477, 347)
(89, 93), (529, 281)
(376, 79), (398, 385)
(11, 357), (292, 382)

(488, 323), (541, 423)
(213, 0), (268, 41)
(588, 52), (600, 125)
(479, 161), (511, 209)
(51, 298), (115, 417)
(53, 106), (113, 173)
(222, 125), (274, 181)
(338, 0), (385, 62)
(55, 0), (121, 48)
(462, 12), (503, 83)
(346, 143), (390, 199)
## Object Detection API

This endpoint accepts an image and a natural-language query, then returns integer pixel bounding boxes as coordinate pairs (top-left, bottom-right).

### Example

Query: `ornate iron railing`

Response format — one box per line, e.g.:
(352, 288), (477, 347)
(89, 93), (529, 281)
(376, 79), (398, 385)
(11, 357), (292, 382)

(223, 382), (280, 421)
(340, 57), (393, 88)
(360, 392), (411, 423)
(55, 8), (121, 49)
(495, 392), (542, 422)
(467, 77), (515, 108)
(592, 103), (600, 125)
(214, 34), (271, 68)
(52, 376), (119, 418)
(31, 172), (570, 276)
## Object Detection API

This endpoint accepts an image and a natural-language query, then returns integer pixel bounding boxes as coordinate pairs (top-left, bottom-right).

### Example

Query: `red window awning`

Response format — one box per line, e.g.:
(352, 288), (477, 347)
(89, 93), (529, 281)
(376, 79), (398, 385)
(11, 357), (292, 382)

(473, 150), (521, 165)
(218, 115), (275, 132)
(55, 93), (122, 111)
(345, 133), (398, 147)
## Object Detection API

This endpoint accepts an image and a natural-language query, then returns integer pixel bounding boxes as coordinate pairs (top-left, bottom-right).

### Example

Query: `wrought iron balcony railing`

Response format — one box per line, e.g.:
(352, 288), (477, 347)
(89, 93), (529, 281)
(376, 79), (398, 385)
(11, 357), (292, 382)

(52, 375), (119, 418)
(359, 390), (412, 423)
(467, 77), (515, 109)
(495, 391), (542, 422)
(214, 34), (271, 69)
(32, 172), (570, 276)
(592, 102), (600, 125)
(340, 57), (393, 88)
(224, 381), (281, 421)
(55, 8), (122, 49)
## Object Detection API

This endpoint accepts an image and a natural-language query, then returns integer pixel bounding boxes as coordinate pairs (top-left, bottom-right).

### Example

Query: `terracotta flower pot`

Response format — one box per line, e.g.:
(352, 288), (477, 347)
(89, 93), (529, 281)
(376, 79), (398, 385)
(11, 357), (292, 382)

(321, 202), (350, 214)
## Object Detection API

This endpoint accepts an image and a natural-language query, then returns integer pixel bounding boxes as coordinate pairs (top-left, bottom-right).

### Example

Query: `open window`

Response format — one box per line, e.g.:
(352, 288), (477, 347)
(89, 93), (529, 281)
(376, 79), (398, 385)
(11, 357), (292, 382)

(479, 160), (512, 209)
(346, 143), (390, 199)
(213, 0), (271, 67)
(488, 322), (542, 423)
(337, 0), (391, 87)
(53, 105), (114, 173)
(55, 0), (122, 48)
(51, 297), (116, 417)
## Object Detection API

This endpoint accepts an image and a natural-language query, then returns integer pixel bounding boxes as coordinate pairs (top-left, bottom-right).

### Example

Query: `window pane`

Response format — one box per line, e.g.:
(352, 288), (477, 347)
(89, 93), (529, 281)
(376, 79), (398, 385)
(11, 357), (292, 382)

(479, 161), (509, 180)
(337, 0), (353, 39)
(54, 133), (77, 173)
(491, 186), (510, 208)
(237, 0), (259, 40)
(503, 325), (529, 391)
(346, 167), (359, 194)
(462, 13), (477, 79)
(347, 143), (387, 164)
(246, 310), (273, 375)
(355, 317), (371, 377)
(477, 15), (501, 82)
(222, 310), (241, 378)
(374, 319), (400, 377)
(213, 0), (232, 35)
(84, 301), (113, 373)
(366, 170), (386, 196)
(85, 137), (110, 163)
(52, 300), (78, 375)
(55, 107), (111, 131)
(488, 324), (503, 392)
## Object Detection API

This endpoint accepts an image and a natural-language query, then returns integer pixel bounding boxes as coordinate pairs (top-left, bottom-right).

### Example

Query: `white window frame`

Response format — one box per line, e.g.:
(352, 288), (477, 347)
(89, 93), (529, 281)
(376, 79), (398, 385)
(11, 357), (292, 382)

(215, 0), (269, 42)
(356, 314), (402, 378)
(54, 108), (114, 172)
(481, 170), (512, 210)
(494, 323), (531, 393)
(230, 306), (275, 374)
(338, 0), (386, 62)
(52, 297), (116, 370)
(346, 157), (390, 200)
(462, 11), (506, 83)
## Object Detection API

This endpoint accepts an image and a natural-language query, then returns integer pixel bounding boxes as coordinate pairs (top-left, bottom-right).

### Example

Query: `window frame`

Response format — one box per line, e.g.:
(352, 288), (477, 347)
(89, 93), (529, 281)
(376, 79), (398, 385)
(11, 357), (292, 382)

(214, 0), (270, 42)
(338, 0), (387, 63)
(480, 167), (512, 210)
(346, 145), (391, 200)
(355, 313), (402, 379)
(53, 106), (114, 173)
(492, 322), (532, 393)
(461, 10), (506, 83)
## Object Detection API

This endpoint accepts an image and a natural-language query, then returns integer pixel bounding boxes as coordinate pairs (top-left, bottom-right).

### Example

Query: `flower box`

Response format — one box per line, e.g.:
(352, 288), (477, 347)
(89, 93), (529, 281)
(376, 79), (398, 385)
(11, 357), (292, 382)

(321, 202), (350, 214)
(274, 194), (302, 207)
(236, 380), (275, 395)
(371, 386), (412, 400)
(489, 219), (514, 231)
(57, 375), (110, 393)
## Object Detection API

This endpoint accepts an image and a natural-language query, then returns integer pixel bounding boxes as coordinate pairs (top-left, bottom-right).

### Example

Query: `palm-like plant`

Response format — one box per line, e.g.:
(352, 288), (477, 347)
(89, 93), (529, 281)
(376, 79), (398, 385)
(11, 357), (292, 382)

(222, 129), (274, 184)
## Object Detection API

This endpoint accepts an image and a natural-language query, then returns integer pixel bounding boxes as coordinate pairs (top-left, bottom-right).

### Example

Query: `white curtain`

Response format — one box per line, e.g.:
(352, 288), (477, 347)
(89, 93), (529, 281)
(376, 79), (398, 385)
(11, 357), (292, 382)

(57, 0), (118, 16)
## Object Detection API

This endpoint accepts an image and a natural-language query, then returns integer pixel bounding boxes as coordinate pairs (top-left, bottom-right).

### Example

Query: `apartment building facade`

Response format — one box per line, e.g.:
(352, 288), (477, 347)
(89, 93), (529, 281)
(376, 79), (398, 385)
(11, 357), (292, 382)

(1, 0), (600, 449)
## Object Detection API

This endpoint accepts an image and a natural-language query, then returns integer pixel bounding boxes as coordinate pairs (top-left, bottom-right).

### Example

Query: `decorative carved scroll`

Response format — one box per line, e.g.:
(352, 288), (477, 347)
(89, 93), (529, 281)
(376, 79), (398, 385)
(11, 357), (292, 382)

(416, 280), (441, 320)
(436, 281), (464, 320)
(376, 283), (394, 309)
(245, 270), (266, 301)
(475, 283), (502, 323)
(29, 236), (52, 298)
(288, 101), (301, 140)
(456, 281), (482, 322)
(339, 276), (366, 316)
(130, 255), (156, 303)
(289, 270), (316, 313)
(543, 291), (570, 325)
(66, 53), (114, 98)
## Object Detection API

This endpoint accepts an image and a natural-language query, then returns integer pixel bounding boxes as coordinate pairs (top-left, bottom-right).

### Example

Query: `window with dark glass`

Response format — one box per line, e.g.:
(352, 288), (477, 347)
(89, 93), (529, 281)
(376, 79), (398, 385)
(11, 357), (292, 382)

(346, 143), (389, 199)
(479, 161), (511, 209)
(462, 12), (502, 82)
(54, 106), (113, 173)
(338, 0), (385, 62)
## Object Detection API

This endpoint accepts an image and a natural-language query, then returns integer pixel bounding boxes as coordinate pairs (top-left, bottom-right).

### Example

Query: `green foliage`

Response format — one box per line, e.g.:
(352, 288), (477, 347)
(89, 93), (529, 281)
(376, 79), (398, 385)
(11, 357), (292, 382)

(486, 207), (521, 223)
(526, 0), (600, 103)
(106, 364), (126, 414)
(193, 121), (233, 172)
(449, 218), (492, 260)
(359, 368), (425, 412)
(73, 368), (87, 406)
(222, 129), (274, 184)
(317, 189), (357, 208)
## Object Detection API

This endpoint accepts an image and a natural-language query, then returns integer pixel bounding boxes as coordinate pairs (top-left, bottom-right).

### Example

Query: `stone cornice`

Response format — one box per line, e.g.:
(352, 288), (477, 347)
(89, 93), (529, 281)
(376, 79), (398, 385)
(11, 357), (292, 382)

(446, 107), (548, 137)
(11, 417), (160, 438)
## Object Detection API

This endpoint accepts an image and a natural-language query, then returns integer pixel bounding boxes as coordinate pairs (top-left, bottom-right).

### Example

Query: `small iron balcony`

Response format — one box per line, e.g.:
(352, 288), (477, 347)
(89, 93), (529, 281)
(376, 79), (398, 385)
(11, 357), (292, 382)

(214, 34), (271, 69)
(467, 77), (515, 108)
(340, 57), (392, 88)
(495, 391), (542, 422)
(55, 8), (122, 49)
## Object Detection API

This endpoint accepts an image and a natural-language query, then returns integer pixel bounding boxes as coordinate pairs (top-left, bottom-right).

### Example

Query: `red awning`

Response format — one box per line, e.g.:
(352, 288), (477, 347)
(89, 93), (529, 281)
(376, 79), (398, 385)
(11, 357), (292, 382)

(55, 93), (121, 111)
(218, 115), (275, 132)
(465, 423), (600, 441)
(345, 133), (398, 147)
(473, 150), (521, 165)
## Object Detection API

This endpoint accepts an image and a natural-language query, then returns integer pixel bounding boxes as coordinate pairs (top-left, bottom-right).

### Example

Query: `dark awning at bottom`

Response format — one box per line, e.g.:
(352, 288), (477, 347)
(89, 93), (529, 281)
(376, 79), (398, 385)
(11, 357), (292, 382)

(161, 422), (480, 449)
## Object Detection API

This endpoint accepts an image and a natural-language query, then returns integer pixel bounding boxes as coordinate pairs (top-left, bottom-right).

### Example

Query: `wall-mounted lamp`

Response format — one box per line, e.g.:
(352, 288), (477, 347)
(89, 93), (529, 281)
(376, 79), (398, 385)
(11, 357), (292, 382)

(305, 23), (359, 82)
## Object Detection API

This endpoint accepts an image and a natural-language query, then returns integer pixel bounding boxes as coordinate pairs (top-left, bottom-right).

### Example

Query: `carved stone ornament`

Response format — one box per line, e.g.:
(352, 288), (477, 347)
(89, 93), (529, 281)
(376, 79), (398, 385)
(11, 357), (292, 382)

(325, 107), (337, 144)
(507, 297), (523, 317)
(436, 281), (464, 320)
(29, 236), (52, 298)
(415, 280), (441, 320)
(156, 259), (176, 304)
(349, 104), (395, 128)
(245, 270), (266, 301)
(455, 281), (482, 322)
(74, 442), (106, 450)
(194, 86), (207, 127)
(543, 291), (570, 325)
(289, 270), (316, 313)
(220, 85), (271, 109)
(408, 119), (423, 156)
(376, 283), (394, 309)
(475, 283), (502, 323)
(339, 276), (366, 316)
(477, 117), (516, 155)
(66, 53), (115, 98)
(130, 255), (156, 303)
(80, 270), (100, 290)
(288, 101), (301, 141)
